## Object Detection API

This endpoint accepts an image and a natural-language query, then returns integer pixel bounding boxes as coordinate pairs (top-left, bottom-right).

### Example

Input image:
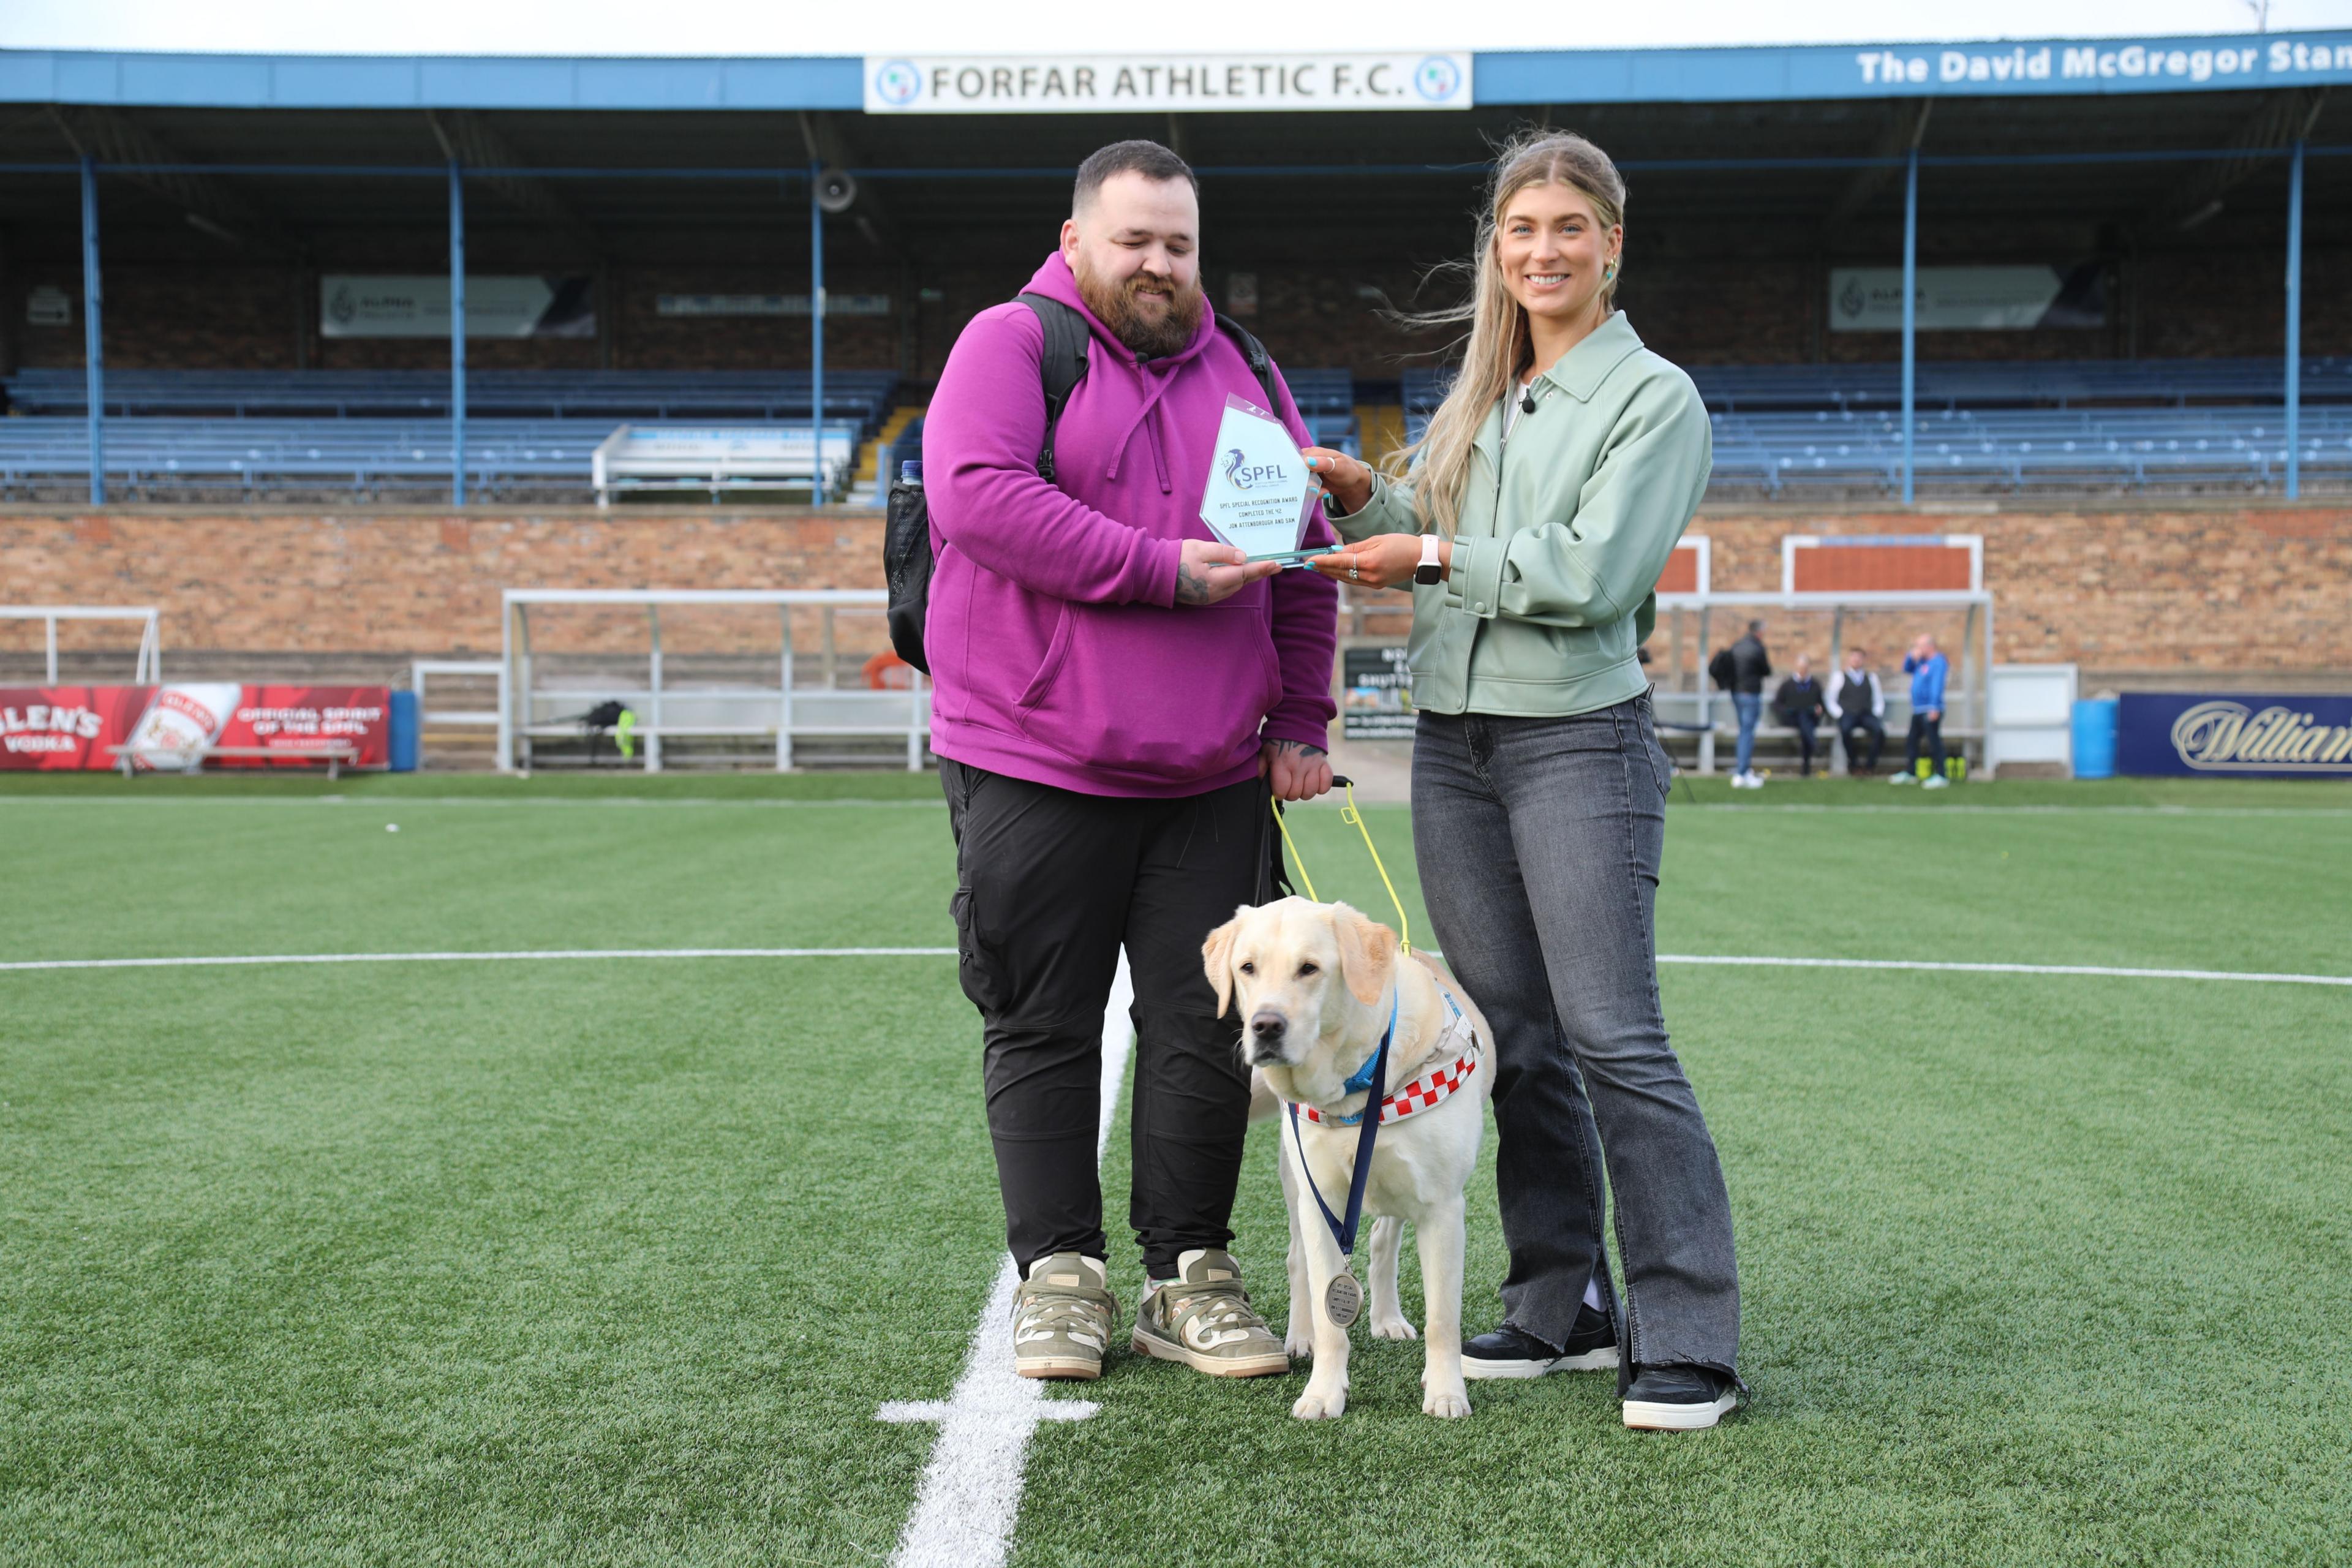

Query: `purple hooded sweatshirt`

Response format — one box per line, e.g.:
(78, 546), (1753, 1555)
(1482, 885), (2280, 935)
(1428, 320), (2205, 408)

(922, 252), (1338, 797)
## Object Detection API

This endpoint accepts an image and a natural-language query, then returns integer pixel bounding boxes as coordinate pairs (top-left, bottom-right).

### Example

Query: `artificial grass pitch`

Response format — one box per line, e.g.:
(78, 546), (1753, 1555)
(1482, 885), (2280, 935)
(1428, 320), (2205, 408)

(1, 780), (2347, 1566)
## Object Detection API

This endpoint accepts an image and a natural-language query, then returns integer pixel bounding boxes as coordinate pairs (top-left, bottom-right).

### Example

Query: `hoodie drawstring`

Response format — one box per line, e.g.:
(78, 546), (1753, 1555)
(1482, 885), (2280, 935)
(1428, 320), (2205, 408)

(1104, 358), (1181, 493)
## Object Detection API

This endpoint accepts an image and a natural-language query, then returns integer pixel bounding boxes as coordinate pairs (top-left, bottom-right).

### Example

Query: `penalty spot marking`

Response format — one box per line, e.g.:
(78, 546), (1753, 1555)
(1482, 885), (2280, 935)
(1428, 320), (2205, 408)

(0, 948), (2345, 987)
(872, 953), (1133, 1568)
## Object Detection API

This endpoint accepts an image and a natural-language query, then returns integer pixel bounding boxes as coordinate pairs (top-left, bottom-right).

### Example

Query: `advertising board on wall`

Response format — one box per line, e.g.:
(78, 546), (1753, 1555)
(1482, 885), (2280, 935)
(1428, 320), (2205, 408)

(1830, 265), (2107, 331)
(0, 685), (391, 771)
(864, 53), (1472, 113)
(322, 276), (594, 338)
(1343, 647), (1414, 741)
(655, 293), (892, 317)
(2114, 693), (2352, 778)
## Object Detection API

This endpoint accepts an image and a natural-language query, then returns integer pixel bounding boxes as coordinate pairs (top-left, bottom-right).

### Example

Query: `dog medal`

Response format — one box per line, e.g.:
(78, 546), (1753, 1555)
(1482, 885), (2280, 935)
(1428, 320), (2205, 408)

(1325, 1270), (1363, 1328)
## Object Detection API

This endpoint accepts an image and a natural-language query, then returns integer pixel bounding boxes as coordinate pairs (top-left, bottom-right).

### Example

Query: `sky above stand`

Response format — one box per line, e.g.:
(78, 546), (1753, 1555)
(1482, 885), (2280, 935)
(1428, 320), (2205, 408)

(4, 0), (2348, 56)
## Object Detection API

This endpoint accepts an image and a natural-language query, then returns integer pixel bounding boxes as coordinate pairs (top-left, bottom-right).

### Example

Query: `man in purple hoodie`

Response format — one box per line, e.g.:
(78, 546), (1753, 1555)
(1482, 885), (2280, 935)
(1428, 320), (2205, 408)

(925, 141), (1339, 1382)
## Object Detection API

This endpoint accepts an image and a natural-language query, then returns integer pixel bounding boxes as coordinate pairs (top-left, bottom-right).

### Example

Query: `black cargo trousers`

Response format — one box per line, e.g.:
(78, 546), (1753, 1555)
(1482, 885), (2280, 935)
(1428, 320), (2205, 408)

(941, 756), (1274, 1280)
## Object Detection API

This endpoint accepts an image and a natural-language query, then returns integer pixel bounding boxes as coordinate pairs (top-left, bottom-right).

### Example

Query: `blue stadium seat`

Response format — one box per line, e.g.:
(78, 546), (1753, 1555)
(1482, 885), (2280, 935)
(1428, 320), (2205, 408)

(6, 363), (2343, 500)
(2, 368), (902, 436)
(1400, 357), (2350, 418)
(0, 415), (853, 500)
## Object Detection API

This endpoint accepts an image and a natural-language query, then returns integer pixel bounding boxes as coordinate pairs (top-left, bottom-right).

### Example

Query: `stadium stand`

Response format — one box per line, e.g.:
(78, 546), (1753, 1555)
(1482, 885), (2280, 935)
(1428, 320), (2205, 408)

(1403, 357), (2352, 420)
(2, 368), (899, 425)
(0, 369), (899, 501)
(1279, 368), (1362, 456)
(1396, 358), (2352, 494)
(1707, 405), (2352, 494)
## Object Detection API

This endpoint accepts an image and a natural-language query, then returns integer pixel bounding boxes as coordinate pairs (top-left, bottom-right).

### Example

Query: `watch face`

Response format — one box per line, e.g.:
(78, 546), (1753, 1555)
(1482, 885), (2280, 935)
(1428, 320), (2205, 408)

(1414, 564), (1442, 585)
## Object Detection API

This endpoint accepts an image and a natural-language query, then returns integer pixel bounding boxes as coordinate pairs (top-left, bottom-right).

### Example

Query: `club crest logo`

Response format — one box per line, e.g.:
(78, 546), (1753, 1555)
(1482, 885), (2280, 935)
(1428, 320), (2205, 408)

(1414, 56), (1464, 103)
(872, 60), (922, 107)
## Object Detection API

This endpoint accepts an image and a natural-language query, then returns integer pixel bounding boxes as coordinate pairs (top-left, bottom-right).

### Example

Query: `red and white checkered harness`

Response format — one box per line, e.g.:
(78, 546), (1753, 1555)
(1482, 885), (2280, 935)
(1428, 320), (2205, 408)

(1289, 992), (1479, 1129)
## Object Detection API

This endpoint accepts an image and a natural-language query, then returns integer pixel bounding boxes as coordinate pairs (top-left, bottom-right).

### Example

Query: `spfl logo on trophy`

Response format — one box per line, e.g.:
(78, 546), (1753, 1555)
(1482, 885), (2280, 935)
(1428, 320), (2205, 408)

(1199, 394), (1319, 563)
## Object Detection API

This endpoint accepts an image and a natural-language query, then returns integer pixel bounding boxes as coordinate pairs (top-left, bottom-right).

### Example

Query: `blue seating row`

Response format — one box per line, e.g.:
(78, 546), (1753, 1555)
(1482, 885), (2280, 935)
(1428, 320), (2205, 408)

(1390, 402), (2352, 494)
(0, 415), (846, 499)
(2, 368), (901, 431)
(1706, 404), (2352, 492)
(1403, 357), (2352, 417)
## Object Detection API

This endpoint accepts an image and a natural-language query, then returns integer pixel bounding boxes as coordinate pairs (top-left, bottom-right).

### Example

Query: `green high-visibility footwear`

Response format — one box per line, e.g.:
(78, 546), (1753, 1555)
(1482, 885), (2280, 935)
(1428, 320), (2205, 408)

(1011, 1253), (1118, 1381)
(1131, 1249), (1290, 1378)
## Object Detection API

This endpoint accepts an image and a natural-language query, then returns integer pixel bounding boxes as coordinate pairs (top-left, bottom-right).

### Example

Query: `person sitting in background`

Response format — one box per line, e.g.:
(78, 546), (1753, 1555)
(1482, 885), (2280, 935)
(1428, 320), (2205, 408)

(1728, 620), (1771, 789)
(1825, 647), (1886, 775)
(1771, 655), (1826, 777)
(1894, 633), (1950, 790)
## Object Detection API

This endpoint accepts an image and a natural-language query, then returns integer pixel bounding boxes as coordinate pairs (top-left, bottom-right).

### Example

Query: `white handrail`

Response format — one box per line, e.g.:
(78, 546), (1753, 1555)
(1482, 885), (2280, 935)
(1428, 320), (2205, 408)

(499, 589), (921, 774)
(0, 605), (160, 683)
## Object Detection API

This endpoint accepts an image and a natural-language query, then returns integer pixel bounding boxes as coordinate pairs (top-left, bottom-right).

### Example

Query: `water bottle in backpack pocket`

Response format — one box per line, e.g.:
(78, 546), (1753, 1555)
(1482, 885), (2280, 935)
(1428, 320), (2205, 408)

(883, 460), (933, 673)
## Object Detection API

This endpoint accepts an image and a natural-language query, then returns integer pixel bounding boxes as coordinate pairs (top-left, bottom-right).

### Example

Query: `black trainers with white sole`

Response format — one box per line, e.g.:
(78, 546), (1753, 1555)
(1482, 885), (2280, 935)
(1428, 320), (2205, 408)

(1621, 1363), (1740, 1430)
(1461, 1302), (1619, 1381)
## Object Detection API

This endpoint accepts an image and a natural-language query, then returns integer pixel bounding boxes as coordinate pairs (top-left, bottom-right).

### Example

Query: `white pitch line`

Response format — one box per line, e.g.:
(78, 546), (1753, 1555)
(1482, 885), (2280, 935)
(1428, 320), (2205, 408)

(0, 948), (956, 972)
(875, 952), (1134, 1568)
(2, 947), (2346, 987)
(1657, 954), (2352, 987)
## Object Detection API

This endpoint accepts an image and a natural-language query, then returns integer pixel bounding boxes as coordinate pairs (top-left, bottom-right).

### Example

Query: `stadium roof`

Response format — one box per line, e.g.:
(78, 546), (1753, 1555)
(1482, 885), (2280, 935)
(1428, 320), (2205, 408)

(2, 31), (2350, 112)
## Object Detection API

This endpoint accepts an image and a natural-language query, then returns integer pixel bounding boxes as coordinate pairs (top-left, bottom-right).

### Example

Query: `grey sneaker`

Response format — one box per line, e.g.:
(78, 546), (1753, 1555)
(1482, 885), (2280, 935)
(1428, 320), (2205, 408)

(1011, 1253), (1118, 1381)
(1131, 1248), (1290, 1378)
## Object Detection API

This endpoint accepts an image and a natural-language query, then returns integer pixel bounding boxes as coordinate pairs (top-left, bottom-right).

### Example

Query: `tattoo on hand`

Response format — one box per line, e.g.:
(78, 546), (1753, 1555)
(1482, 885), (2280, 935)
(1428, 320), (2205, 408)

(1268, 741), (1327, 758)
(1175, 560), (1213, 606)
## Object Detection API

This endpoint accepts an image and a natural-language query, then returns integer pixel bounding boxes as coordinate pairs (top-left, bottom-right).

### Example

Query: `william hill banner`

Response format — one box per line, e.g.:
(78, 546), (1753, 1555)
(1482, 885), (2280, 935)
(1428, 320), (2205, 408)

(0, 685), (390, 771)
(2115, 692), (2352, 778)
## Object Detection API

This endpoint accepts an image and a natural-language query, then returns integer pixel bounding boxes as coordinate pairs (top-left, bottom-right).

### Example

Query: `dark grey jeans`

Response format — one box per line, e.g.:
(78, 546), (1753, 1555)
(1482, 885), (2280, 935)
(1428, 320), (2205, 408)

(1413, 698), (1741, 1386)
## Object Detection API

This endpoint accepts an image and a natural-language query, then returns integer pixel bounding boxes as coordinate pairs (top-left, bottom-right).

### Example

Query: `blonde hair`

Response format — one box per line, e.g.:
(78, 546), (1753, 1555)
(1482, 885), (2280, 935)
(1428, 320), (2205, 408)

(1393, 130), (1626, 536)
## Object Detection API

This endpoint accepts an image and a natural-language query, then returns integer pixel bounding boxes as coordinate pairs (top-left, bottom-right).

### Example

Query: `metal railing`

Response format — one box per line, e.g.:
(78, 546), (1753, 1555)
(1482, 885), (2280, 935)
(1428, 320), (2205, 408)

(498, 589), (927, 773)
(0, 605), (160, 683)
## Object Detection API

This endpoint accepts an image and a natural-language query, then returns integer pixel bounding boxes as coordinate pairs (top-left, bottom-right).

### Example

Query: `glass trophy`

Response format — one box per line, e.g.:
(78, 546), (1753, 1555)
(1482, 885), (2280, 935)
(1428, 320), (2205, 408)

(1197, 393), (1321, 564)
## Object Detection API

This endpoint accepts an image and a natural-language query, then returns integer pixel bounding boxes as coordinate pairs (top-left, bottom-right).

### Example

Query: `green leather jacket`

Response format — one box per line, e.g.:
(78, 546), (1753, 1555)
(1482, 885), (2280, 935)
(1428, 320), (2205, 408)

(1333, 313), (1711, 717)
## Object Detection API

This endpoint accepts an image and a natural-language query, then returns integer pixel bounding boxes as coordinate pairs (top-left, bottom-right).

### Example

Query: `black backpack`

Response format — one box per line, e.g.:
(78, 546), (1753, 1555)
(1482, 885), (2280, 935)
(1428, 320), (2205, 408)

(884, 293), (1280, 674)
(1707, 647), (1737, 692)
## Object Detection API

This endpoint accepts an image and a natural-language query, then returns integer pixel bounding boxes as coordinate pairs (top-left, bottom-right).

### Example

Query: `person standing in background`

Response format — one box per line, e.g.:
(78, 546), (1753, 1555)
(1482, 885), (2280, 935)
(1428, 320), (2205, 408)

(1728, 620), (1771, 789)
(1771, 654), (1826, 778)
(1825, 646), (1887, 775)
(1894, 633), (1950, 789)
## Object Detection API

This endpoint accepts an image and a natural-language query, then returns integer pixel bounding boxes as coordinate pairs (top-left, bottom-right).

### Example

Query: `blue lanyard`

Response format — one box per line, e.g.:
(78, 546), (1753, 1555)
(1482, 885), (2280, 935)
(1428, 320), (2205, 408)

(1285, 992), (1395, 1258)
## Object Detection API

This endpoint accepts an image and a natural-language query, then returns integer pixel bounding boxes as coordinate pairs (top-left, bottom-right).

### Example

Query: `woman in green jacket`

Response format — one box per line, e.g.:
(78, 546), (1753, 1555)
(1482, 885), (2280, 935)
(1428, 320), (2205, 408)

(1303, 130), (1742, 1430)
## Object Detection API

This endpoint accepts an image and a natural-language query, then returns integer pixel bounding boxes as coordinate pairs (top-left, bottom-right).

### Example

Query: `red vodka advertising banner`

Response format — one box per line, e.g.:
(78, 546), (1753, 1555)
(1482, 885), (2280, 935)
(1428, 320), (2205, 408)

(0, 685), (391, 770)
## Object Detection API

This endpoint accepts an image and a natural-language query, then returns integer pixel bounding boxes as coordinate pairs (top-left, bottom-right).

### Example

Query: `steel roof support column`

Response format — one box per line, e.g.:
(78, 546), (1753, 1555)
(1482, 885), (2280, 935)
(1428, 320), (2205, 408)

(809, 159), (826, 509)
(2284, 137), (2304, 501)
(80, 153), (104, 507)
(1901, 143), (1918, 508)
(449, 157), (467, 507)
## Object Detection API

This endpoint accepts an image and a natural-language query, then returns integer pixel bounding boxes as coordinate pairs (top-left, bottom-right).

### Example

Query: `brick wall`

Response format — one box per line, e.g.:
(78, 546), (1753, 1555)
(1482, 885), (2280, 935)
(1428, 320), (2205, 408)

(2, 503), (2345, 687)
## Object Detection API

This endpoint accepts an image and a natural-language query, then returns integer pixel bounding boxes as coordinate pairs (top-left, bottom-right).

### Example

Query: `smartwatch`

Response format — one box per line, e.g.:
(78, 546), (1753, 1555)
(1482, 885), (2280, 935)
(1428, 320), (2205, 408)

(1414, 534), (1444, 586)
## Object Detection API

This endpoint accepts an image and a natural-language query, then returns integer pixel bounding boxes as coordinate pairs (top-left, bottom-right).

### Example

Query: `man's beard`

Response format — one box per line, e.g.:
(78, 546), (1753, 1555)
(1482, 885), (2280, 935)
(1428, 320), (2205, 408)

(1074, 258), (1204, 358)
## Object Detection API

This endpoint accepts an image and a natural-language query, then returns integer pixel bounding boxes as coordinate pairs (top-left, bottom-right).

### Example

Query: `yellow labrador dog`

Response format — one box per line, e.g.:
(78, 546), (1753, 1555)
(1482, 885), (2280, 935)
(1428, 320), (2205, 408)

(1203, 898), (1492, 1420)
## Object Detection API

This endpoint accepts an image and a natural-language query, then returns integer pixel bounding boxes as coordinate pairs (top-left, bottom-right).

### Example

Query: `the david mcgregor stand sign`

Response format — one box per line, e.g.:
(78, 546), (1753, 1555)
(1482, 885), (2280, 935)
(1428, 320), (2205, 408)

(2116, 693), (2352, 777)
